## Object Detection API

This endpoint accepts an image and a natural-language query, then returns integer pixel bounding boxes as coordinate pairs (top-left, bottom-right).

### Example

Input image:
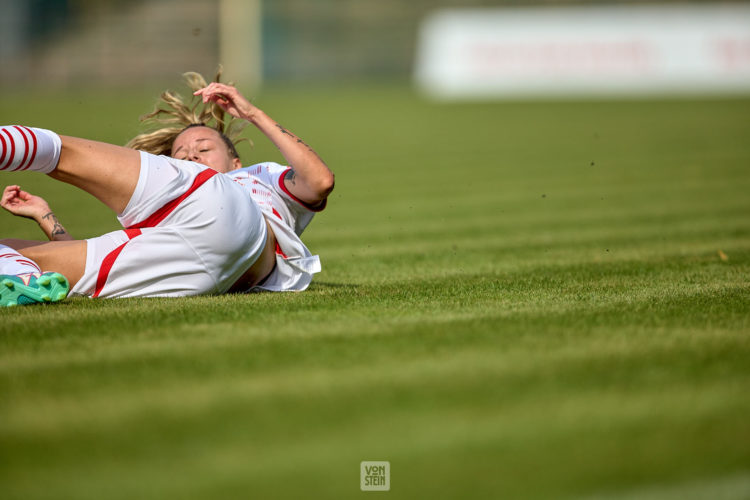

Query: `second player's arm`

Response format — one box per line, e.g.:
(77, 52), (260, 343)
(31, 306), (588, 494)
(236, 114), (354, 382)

(36, 211), (73, 241)
(1, 185), (73, 241)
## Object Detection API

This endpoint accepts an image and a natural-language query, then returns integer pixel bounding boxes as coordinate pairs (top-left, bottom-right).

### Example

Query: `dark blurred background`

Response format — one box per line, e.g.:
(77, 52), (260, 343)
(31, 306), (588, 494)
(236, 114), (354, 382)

(3, 0), (745, 90)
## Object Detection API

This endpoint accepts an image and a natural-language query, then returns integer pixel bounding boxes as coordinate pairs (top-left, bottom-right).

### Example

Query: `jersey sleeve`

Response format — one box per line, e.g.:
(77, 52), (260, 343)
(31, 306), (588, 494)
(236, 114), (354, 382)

(265, 164), (327, 213)
(233, 162), (322, 236)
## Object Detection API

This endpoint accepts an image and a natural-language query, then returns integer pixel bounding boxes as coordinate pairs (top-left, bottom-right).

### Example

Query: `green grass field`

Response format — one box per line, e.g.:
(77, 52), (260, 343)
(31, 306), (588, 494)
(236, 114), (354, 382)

(1, 85), (749, 499)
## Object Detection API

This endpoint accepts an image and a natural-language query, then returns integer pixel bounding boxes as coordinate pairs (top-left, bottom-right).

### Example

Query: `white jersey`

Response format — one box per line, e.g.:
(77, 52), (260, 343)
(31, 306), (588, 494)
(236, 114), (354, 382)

(227, 162), (323, 292)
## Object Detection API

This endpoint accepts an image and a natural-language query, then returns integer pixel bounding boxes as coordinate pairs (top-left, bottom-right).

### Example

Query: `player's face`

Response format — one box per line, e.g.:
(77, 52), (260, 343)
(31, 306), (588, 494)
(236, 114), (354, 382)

(171, 126), (241, 173)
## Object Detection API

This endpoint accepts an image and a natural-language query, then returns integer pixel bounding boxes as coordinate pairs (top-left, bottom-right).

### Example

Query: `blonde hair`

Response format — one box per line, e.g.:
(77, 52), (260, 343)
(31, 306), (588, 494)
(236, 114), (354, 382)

(126, 68), (248, 157)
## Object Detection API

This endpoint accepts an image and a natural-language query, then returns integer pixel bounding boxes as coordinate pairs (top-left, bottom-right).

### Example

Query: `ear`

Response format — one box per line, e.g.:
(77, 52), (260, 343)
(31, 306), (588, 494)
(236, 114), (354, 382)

(231, 157), (243, 171)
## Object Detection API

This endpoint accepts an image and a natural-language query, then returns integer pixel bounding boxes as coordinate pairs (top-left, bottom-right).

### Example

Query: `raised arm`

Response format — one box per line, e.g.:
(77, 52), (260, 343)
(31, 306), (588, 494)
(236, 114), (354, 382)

(1, 185), (73, 241)
(194, 83), (334, 207)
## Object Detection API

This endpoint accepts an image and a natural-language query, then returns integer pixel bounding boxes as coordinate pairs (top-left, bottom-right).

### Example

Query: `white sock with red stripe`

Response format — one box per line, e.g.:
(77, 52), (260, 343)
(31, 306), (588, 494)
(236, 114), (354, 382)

(0, 244), (42, 276)
(0, 126), (61, 174)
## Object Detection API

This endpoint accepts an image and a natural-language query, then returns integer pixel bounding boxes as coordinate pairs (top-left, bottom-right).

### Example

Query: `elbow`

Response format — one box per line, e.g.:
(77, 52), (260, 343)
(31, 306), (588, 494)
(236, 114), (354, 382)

(314, 171), (335, 200)
(322, 171), (335, 196)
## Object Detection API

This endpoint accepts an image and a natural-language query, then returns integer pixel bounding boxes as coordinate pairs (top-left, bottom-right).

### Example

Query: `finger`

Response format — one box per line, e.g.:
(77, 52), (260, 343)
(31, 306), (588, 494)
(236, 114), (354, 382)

(198, 88), (221, 103)
(1, 194), (16, 207)
(1, 187), (18, 202)
(205, 93), (231, 106)
(194, 85), (220, 99)
(201, 83), (235, 97)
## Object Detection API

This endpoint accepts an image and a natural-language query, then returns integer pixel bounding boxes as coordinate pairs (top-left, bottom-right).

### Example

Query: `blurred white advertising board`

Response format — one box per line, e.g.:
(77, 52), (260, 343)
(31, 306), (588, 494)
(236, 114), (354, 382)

(414, 4), (750, 98)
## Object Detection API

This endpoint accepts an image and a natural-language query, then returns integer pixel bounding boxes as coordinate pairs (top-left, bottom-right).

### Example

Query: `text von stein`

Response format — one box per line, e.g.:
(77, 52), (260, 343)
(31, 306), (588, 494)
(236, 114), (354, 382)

(364, 465), (386, 485)
(360, 461), (390, 491)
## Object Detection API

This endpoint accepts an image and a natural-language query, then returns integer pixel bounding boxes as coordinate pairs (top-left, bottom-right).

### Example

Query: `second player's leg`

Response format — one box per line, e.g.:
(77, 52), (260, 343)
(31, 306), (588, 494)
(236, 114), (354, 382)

(0, 238), (87, 288)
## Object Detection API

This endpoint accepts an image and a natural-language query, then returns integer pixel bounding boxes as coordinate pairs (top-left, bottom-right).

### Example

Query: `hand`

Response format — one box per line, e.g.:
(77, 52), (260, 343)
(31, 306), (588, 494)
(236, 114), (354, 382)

(1, 185), (52, 220)
(194, 83), (260, 122)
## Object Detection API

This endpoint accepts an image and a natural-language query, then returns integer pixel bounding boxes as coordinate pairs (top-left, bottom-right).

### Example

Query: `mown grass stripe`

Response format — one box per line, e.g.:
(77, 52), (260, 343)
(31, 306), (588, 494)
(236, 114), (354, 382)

(0, 88), (748, 499)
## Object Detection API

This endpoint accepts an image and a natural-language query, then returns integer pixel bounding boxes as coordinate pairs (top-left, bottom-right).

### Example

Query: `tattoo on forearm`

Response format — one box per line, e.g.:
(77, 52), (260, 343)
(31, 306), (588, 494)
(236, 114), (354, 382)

(276, 123), (290, 136)
(42, 212), (68, 238)
(51, 224), (68, 237)
(275, 123), (314, 152)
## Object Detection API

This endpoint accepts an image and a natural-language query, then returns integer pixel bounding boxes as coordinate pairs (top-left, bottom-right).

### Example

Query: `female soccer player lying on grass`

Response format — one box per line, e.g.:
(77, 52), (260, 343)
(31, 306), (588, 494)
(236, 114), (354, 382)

(0, 73), (334, 306)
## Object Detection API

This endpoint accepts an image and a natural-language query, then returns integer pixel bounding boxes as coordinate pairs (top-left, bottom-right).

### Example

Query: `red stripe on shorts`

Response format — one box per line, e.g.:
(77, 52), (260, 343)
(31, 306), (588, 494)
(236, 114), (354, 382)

(93, 228), (142, 298)
(94, 168), (217, 297)
(127, 168), (219, 230)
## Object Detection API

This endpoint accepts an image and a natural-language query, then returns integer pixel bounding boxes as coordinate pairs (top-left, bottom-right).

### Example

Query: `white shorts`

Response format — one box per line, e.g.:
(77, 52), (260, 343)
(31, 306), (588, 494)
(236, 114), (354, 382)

(70, 152), (266, 298)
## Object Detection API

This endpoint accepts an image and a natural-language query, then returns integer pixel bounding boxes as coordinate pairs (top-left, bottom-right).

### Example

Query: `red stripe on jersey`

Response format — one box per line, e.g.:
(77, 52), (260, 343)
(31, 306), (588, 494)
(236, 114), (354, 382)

(272, 208), (282, 220)
(275, 242), (288, 259)
(93, 228), (142, 297)
(0, 129), (15, 171)
(12, 126), (30, 172)
(127, 168), (218, 229)
(277, 167), (327, 212)
(20, 126), (38, 170)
